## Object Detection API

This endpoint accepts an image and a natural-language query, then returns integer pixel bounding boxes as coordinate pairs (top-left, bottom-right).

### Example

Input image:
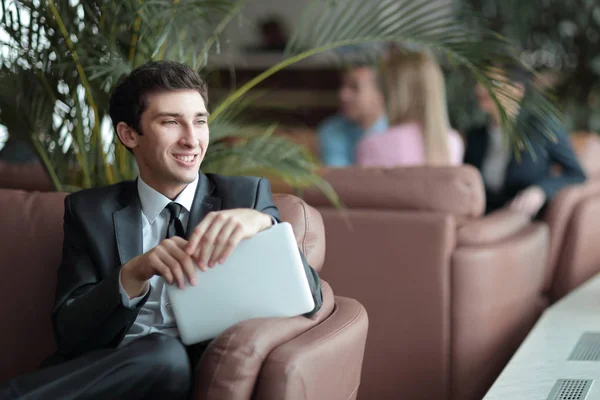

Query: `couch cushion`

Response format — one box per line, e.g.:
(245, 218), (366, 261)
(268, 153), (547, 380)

(0, 189), (67, 381)
(302, 166), (485, 218)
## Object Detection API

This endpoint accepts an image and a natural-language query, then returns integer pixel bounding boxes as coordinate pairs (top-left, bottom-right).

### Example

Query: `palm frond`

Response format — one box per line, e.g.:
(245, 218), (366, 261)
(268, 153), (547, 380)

(202, 129), (341, 207)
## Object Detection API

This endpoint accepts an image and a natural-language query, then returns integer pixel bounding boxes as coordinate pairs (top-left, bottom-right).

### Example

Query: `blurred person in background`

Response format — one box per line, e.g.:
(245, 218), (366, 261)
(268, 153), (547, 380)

(355, 51), (464, 167)
(258, 16), (288, 52)
(317, 64), (388, 167)
(245, 15), (289, 53)
(463, 66), (586, 217)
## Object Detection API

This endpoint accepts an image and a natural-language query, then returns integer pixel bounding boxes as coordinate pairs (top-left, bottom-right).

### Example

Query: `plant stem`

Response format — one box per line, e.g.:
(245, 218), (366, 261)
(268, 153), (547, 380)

(129, 0), (143, 64)
(47, 1), (113, 184)
(31, 136), (63, 192)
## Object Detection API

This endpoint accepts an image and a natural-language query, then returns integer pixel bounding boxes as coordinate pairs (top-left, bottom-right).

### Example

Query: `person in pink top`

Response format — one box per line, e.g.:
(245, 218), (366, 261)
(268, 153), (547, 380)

(356, 51), (464, 167)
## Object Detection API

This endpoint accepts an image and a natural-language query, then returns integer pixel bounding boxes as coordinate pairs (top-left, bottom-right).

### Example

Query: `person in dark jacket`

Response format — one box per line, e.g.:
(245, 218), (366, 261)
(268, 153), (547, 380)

(463, 67), (586, 217)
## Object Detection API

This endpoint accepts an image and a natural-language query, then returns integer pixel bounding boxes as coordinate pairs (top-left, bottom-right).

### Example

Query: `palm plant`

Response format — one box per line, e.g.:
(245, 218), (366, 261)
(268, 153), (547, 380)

(0, 0), (561, 196)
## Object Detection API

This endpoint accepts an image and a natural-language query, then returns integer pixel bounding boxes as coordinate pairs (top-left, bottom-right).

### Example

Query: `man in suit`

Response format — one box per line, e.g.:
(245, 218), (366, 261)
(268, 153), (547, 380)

(463, 67), (586, 217)
(0, 61), (322, 399)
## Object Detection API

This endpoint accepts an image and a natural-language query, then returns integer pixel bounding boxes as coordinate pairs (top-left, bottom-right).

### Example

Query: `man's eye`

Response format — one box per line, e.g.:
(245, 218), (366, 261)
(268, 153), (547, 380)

(195, 120), (207, 125)
(163, 120), (177, 125)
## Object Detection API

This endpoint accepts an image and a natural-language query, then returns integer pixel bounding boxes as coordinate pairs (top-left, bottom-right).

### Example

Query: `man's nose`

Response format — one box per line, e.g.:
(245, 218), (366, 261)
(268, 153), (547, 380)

(179, 124), (198, 147)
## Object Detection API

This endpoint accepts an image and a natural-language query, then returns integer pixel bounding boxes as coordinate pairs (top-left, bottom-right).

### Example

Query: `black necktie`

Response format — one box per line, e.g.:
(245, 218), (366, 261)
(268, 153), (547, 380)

(165, 202), (186, 238)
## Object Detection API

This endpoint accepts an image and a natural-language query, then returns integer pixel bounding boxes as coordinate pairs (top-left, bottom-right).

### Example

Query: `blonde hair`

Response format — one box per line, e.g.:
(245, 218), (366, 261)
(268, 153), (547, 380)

(382, 51), (452, 165)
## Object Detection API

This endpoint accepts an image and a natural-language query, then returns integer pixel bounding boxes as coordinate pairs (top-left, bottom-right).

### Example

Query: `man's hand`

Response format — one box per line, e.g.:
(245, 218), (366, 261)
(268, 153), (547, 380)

(508, 185), (546, 217)
(121, 236), (197, 297)
(184, 209), (273, 270)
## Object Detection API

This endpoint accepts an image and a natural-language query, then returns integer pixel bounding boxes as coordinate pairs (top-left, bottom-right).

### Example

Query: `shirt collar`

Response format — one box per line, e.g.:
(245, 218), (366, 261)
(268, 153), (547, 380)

(137, 174), (199, 224)
(369, 115), (389, 134)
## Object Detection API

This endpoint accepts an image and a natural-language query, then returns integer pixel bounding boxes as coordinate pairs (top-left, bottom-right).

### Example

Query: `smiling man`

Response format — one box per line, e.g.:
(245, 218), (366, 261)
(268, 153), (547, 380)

(0, 61), (322, 400)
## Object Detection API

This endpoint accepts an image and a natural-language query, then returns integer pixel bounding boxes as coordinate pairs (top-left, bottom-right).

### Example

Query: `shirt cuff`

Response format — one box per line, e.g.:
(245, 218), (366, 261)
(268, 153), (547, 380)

(269, 215), (278, 225)
(119, 269), (149, 308)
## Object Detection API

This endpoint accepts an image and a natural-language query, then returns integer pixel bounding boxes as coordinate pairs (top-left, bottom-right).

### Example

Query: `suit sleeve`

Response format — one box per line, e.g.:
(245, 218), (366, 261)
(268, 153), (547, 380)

(51, 195), (149, 359)
(535, 126), (586, 199)
(254, 178), (324, 317)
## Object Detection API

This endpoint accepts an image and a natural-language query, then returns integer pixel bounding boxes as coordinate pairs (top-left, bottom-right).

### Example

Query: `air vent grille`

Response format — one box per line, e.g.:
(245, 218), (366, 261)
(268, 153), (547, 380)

(546, 379), (593, 400)
(569, 332), (600, 361)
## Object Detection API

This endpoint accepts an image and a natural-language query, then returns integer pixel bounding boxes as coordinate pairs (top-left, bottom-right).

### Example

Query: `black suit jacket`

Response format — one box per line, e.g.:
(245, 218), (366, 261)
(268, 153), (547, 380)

(47, 173), (323, 364)
(463, 121), (586, 214)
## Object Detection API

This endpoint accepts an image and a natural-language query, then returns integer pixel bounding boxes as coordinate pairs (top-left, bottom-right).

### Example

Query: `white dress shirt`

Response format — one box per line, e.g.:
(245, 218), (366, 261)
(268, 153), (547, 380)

(481, 125), (511, 194)
(118, 175), (199, 347)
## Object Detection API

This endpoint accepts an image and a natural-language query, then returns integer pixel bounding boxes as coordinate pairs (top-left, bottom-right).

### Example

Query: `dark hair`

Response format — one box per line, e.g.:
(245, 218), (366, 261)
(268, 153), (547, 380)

(341, 61), (384, 93)
(109, 61), (208, 135)
(496, 63), (531, 85)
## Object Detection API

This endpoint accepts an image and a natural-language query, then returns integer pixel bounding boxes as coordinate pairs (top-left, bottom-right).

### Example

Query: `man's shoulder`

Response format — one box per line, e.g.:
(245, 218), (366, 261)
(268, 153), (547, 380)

(65, 180), (135, 210)
(317, 115), (352, 136)
(205, 173), (265, 193)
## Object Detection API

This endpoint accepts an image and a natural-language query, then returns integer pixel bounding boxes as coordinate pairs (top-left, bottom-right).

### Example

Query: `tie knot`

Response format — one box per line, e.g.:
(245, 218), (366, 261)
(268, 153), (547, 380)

(166, 202), (183, 220)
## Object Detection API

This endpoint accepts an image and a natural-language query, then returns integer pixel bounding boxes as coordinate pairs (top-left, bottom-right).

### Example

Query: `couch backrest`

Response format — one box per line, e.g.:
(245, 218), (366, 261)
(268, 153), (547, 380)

(0, 162), (53, 192)
(0, 189), (66, 381)
(302, 166), (485, 218)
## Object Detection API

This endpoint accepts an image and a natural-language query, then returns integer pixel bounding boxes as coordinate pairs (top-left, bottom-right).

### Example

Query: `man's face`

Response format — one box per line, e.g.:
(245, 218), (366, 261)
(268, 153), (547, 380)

(338, 67), (383, 124)
(131, 89), (209, 196)
(475, 69), (526, 118)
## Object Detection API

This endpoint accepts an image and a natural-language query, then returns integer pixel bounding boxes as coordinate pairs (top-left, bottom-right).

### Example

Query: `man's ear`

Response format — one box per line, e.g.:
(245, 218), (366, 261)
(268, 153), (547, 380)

(116, 122), (139, 150)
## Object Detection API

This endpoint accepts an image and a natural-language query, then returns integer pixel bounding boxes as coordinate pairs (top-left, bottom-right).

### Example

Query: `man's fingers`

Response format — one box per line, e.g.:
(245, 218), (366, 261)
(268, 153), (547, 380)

(194, 216), (228, 269)
(216, 226), (245, 265)
(209, 223), (239, 267)
(169, 236), (189, 248)
(163, 239), (197, 286)
(185, 213), (215, 255)
(156, 249), (184, 288)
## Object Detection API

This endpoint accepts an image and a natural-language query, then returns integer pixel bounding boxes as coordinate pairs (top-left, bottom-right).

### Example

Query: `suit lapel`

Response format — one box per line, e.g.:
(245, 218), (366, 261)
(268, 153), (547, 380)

(114, 181), (143, 266)
(186, 173), (222, 239)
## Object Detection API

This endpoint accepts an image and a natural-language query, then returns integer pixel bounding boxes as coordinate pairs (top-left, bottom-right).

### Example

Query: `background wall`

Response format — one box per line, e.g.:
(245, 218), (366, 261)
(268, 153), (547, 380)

(220, 0), (451, 53)
(220, 0), (310, 53)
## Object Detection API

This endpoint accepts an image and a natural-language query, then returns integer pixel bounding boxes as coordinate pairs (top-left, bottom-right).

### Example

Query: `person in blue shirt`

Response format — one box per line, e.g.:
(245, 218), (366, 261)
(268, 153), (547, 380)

(318, 65), (388, 167)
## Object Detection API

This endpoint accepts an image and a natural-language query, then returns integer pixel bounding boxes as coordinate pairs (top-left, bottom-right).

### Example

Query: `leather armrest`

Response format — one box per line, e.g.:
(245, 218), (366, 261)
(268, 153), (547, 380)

(451, 222), (550, 400)
(253, 296), (368, 400)
(193, 281), (335, 400)
(550, 195), (600, 300)
(542, 181), (600, 279)
(457, 209), (531, 246)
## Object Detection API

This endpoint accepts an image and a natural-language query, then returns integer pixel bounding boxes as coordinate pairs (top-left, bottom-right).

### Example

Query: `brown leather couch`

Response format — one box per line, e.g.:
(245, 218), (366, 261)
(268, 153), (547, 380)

(0, 189), (368, 400)
(301, 166), (550, 400)
(0, 161), (53, 192)
(542, 132), (600, 301)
